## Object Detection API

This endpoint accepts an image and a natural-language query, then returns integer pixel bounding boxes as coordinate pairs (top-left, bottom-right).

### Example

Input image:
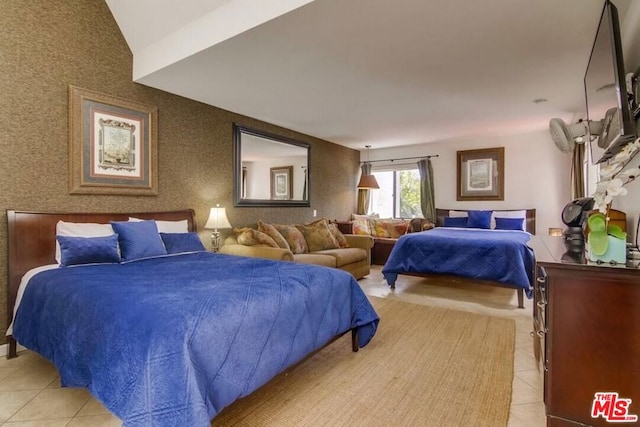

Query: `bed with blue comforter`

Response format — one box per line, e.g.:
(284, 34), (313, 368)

(382, 228), (535, 305)
(11, 252), (379, 426)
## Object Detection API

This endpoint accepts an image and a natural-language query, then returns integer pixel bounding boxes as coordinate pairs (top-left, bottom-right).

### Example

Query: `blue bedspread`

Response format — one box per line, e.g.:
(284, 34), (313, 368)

(12, 252), (379, 426)
(382, 228), (535, 297)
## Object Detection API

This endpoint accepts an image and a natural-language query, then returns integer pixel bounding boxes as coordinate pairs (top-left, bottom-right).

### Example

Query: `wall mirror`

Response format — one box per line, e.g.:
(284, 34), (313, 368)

(233, 124), (310, 207)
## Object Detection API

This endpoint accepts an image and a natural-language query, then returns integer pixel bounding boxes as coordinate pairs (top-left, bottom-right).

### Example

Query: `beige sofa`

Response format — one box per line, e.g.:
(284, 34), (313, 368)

(220, 229), (373, 280)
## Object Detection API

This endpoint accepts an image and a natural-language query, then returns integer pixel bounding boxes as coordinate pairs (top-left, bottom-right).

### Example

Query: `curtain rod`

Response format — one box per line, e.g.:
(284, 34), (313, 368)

(361, 154), (439, 164)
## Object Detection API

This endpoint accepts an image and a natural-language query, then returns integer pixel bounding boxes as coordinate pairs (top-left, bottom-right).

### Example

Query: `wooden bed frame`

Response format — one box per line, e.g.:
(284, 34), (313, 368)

(5, 209), (197, 359)
(435, 208), (536, 235)
(5, 209), (360, 359)
(399, 208), (537, 309)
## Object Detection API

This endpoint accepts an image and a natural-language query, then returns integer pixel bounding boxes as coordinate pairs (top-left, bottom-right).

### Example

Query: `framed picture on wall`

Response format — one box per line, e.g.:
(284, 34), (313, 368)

(68, 85), (158, 196)
(270, 166), (293, 200)
(457, 147), (504, 201)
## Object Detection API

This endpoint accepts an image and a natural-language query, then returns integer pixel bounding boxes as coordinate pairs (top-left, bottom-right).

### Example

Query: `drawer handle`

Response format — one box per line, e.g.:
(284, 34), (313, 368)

(537, 277), (546, 284)
(537, 301), (547, 308)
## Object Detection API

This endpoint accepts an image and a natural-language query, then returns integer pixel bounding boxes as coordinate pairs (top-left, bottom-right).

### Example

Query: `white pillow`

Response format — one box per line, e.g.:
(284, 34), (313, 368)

(448, 210), (469, 218)
(128, 217), (189, 233)
(491, 210), (527, 231)
(55, 221), (115, 264)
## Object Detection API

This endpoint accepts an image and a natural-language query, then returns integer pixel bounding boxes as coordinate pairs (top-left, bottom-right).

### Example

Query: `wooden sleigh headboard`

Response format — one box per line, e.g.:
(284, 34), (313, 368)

(5, 209), (196, 357)
(434, 208), (536, 235)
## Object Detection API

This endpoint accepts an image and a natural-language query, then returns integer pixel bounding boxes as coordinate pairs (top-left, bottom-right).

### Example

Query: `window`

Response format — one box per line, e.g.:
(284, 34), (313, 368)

(370, 168), (422, 218)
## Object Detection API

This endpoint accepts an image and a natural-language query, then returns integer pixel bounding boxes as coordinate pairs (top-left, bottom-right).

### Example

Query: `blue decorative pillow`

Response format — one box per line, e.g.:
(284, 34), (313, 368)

(57, 235), (121, 266)
(495, 217), (525, 231)
(110, 220), (167, 262)
(443, 216), (468, 227)
(160, 232), (206, 254)
(466, 210), (492, 229)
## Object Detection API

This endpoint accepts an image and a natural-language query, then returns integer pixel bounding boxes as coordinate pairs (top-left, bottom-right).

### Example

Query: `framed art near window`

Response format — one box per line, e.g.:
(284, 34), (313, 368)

(68, 86), (158, 196)
(457, 147), (504, 201)
(270, 166), (293, 200)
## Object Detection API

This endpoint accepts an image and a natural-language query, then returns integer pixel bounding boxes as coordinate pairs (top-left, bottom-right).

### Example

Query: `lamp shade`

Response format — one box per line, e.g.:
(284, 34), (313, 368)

(357, 174), (380, 189)
(205, 205), (232, 230)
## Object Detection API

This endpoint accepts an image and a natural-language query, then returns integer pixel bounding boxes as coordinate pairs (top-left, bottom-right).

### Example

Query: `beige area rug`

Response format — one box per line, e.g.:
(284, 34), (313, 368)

(213, 297), (515, 427)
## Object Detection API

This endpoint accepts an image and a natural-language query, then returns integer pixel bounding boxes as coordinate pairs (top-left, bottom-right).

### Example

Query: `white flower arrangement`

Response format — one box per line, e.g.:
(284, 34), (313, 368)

(592, 138), (640, 213)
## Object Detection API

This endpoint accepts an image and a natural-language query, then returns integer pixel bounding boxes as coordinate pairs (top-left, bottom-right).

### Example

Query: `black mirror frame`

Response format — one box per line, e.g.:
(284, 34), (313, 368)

(233, 124), (311, 207)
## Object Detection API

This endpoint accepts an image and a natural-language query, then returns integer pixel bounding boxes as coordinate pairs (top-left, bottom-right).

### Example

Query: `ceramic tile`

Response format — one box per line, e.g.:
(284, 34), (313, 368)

(0, 390), (39, 423)
(0, 362), (58, 392)
(508, 401), (547, 427)
(2, 419), (72, 426)
(9, 388), (90, 421)
(66, 414), (121, 427)
(76, 398), (111, 417)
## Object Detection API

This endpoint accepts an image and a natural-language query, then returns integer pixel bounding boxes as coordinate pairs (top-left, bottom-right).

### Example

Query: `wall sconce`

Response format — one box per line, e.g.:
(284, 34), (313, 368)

(205, 204), (232, 252)
(548, 227), (564, 237)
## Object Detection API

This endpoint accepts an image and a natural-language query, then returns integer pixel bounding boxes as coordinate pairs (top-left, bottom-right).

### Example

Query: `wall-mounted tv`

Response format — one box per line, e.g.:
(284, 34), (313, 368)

(584, 0), (636, 164)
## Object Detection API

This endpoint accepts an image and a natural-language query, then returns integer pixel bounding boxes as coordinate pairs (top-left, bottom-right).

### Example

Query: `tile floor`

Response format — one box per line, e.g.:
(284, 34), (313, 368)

(0, 265), (546, 426)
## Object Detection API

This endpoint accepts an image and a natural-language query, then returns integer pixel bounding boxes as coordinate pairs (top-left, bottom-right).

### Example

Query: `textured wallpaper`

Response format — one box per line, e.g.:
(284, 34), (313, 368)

(0, 0), (360, 343)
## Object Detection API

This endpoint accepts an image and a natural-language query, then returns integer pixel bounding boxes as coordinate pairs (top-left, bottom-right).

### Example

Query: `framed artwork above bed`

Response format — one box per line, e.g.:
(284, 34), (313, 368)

(68, 86), (158, 196)
(457, 147), (504, 201)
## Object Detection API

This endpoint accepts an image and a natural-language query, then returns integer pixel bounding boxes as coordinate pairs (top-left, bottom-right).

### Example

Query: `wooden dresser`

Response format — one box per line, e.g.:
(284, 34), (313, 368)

(530, 236), (640, 426)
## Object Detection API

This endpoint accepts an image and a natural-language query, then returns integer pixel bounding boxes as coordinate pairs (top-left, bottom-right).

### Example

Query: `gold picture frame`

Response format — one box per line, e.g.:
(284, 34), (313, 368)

(68, 86), (158, 196)
(457, 147), (504, 201)
(270, 166), (293, 200)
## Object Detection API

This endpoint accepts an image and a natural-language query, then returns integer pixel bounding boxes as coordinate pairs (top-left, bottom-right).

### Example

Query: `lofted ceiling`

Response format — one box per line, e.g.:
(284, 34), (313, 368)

(105, 0), (633, 151)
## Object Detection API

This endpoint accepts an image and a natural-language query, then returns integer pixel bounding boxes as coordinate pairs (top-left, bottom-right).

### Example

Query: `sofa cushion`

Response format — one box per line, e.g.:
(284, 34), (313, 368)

(351, 213), (378, 236)
(383, 219), (410, 238)
(273, 223), (308, 254)
(257, 220), (290, 250)
(352, 218), (371, 235)
(292, 253), (336, 267)
(296, 218), (339, 252)
(370, 218), (391, 237)
(328, 223), (349, 248)
(234, 227), (279, 248)
(314, 247), (367, 267)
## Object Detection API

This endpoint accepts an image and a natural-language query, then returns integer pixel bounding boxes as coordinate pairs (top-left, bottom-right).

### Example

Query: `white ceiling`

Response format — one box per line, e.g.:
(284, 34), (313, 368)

(106, 0), (633, 151)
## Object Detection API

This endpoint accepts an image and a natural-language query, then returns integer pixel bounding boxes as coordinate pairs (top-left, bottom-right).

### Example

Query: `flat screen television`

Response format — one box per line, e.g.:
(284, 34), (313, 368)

(584, 0), (636, 164)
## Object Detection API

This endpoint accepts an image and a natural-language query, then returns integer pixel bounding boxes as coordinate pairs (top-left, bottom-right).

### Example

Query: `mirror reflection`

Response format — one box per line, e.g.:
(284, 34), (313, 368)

(233, 124), (310, 207)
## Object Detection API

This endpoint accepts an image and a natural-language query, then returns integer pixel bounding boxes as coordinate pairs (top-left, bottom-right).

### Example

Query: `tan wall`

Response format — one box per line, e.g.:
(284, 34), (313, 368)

(0, 0), (359, 342)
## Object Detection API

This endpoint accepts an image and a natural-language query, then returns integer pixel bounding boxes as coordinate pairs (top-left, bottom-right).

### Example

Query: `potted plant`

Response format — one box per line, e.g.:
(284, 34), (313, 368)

(586, 212), (627, 263)
(588, 138), (640, 264)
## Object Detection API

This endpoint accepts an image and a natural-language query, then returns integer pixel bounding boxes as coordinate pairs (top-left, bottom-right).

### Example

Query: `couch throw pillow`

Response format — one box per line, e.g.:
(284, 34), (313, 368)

(296, 219), (339, 252)
(257, 220), (290, 250)
(381, 219), (410, 238)
(328, 223), (349, 248)
(370, 218), (392, 238)
(273, 223), (309, 254)
(235, 227), (279, 248)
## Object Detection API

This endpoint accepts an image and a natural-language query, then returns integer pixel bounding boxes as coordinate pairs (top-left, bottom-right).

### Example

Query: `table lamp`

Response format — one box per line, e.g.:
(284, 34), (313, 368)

(205, 204), (232, 252)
